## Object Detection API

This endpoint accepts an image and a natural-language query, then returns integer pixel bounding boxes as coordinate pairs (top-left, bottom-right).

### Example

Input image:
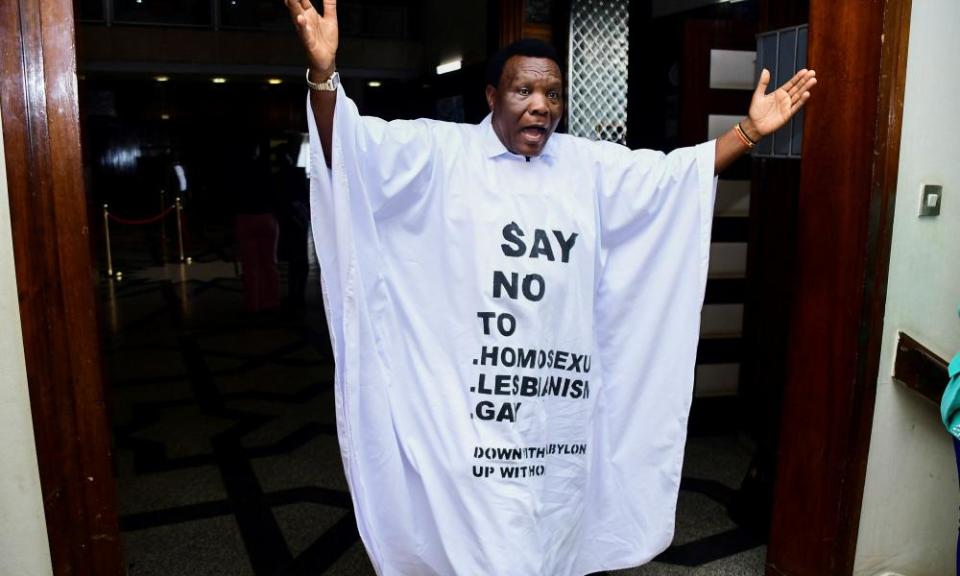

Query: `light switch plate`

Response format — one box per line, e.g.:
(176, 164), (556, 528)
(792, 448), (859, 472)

(919, 184), (942, 217)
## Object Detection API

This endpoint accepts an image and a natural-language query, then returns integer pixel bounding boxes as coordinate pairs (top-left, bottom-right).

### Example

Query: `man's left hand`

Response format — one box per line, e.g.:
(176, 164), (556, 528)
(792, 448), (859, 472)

(742, 68), (817, 141)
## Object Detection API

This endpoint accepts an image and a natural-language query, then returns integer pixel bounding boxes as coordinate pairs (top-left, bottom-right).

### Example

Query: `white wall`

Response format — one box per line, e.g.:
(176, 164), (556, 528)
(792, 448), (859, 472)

(0, 109), (54, 574)
(855, 1), (960, 574)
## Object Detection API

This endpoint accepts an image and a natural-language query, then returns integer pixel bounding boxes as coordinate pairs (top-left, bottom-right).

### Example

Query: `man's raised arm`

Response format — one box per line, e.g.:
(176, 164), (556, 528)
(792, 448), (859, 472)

(714, 68), (817, 174)
(286, 0), (339, 167)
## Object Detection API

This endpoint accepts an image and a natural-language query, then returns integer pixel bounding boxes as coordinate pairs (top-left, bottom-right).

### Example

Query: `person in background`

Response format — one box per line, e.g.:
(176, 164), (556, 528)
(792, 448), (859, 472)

(275, 136), (310, 307)
(939, 308), (960, 576)
(232, 136), (281, 312)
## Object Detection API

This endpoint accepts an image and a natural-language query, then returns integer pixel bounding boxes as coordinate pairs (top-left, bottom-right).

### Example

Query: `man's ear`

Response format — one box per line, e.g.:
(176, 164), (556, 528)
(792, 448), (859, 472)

(485, 85), (496, 113)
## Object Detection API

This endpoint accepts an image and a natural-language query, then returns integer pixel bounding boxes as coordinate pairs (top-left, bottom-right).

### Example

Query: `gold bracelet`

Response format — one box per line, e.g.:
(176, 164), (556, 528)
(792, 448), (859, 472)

(735, 121), (757, 148)
(733, 124), (753, 148)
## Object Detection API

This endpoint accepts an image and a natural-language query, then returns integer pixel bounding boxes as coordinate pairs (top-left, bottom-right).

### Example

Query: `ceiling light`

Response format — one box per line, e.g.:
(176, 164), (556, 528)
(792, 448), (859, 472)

(436, 59), (462, 75)
(367, 81), (382, 88)
(154, 76), (169, 83)
(211, 77), (227, 84)
(161, 114), (171, 120)
(267, 78), (283, 85)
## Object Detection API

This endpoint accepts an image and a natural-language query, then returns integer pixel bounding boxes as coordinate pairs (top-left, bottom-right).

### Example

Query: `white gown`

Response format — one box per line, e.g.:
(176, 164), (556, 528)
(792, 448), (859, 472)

(308, 88), (716, 576)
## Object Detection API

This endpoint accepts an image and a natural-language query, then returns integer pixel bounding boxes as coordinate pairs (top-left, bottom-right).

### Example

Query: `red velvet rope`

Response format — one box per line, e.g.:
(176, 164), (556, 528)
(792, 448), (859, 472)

(107, 204), (177, 225)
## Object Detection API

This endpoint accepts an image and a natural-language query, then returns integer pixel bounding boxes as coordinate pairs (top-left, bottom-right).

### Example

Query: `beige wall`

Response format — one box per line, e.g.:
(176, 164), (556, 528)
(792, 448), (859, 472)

(855, 0), (960, 574)
(0, 109), (54, 574)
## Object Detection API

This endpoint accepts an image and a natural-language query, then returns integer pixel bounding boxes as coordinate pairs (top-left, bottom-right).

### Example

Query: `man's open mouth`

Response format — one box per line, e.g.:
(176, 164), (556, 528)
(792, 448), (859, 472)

(520, 126), (547, 142)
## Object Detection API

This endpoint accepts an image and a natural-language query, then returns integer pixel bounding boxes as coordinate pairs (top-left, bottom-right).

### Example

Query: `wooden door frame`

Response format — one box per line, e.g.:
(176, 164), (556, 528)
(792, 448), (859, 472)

(0, 0), (123, 574)
(0, 0), (911, 574)
(766, 0), (912, 574)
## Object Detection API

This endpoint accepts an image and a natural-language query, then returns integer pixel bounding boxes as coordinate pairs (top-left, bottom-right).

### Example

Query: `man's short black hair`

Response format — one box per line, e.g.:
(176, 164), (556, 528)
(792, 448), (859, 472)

(486, 39), (562, 88)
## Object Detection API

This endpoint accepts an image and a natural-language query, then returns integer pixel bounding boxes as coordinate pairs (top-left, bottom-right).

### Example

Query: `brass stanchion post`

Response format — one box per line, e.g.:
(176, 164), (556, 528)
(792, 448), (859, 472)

(103, 203), (114, 277)
(175, 197), (186, 263)
(159, 188), (168, 261)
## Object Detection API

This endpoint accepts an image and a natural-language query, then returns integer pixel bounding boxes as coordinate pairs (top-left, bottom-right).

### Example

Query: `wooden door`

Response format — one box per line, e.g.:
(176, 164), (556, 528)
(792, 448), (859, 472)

(0, 0), (123, 574)
(765, 0), (912, 574)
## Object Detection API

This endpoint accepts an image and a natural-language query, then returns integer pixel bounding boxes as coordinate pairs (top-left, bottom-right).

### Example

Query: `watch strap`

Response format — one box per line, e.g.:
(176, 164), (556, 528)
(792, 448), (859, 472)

(306, 69), (339, 92)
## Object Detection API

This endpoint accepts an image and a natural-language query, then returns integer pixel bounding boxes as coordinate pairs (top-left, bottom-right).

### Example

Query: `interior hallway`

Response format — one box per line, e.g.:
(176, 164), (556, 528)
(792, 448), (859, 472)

(101, 233), (767, 575)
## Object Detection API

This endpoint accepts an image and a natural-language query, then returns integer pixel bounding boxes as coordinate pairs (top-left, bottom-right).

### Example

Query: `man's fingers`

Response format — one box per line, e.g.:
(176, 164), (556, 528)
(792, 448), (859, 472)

(322, 0), (337, 19)
(295, 0), (323, 21)
(779, 69), (805, 96)
(790, 91), (811, 114)
(755, 68), (771, 96)
(285, 0), (314, 36)
(784, 70), (806, 98)
(286, 0), (311, 29)
(786, 70), (815, 99)
(789, 75), (817, 105)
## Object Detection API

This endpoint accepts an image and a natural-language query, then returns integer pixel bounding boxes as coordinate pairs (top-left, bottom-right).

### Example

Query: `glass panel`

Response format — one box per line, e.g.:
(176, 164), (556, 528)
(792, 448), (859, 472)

(707, 114), (742, 141)
(709, 49), (756, 91)
(112, 0), (212, 27)
(714, 179), (751, 217)
(708, 242), (748, 278)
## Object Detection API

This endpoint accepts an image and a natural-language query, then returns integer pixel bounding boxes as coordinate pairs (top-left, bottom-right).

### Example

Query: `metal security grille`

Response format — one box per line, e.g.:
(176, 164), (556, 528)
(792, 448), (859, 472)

(567, 0), (630, 144)
(754, 24), (808, 159)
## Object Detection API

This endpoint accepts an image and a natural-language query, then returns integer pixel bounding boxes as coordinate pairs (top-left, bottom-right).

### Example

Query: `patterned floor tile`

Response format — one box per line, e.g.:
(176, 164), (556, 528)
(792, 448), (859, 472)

(123, 516), (254, 576)
(102, 257), (766, 575)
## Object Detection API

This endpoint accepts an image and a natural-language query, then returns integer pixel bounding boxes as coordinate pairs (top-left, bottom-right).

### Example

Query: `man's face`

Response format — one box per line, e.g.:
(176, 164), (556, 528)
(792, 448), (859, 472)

(486, 56), (563, 157)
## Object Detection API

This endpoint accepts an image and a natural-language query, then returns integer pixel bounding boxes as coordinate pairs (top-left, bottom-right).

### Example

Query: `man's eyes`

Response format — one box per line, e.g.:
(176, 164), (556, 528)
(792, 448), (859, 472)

(515, 87), (562, 99)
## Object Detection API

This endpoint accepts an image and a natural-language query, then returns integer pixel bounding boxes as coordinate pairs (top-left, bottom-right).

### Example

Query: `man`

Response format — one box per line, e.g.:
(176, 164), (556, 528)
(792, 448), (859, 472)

(285, 1), (816, 575)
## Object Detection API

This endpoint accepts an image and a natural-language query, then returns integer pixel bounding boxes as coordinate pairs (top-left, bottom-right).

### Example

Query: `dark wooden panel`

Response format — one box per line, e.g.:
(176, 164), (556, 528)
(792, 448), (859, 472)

(717, 155), (754, 181)
(679, 19), (756, 147)
(765, 0), (912, 574)
(498, 0), (524, 48)
(894, 332), (950, 405)
(697, 336), (743, 365)
(689, 395), (741, 436)
(711, 216), (750, 243)
(735, 158), (801, 536)
(704, 277), (747, 305)
(0, 0), (123, 574)
(706, 89), (753, 116)
(759, 0), (810, 32)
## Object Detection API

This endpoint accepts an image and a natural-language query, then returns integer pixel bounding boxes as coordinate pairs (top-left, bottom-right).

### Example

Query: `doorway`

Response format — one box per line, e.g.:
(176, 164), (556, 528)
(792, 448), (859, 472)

(0, 0), (910, 574)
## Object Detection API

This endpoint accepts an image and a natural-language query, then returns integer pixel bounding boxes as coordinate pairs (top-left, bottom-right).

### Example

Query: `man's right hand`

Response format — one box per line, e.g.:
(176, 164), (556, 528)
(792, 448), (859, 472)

(286, 0), (338, 166)
(285, 0), (339, 79)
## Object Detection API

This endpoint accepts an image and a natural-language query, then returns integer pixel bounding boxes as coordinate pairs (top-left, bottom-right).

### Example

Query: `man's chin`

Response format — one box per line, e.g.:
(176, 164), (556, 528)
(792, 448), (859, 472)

(513, 142), (545, 158)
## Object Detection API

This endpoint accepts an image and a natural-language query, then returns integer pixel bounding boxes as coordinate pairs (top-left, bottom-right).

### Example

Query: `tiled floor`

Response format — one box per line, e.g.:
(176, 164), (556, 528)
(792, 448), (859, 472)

(100, 237), (765, 575)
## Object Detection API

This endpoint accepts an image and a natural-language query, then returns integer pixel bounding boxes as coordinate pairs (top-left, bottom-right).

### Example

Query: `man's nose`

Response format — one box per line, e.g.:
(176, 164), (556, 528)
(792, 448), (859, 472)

(527, 92), (549, 115)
